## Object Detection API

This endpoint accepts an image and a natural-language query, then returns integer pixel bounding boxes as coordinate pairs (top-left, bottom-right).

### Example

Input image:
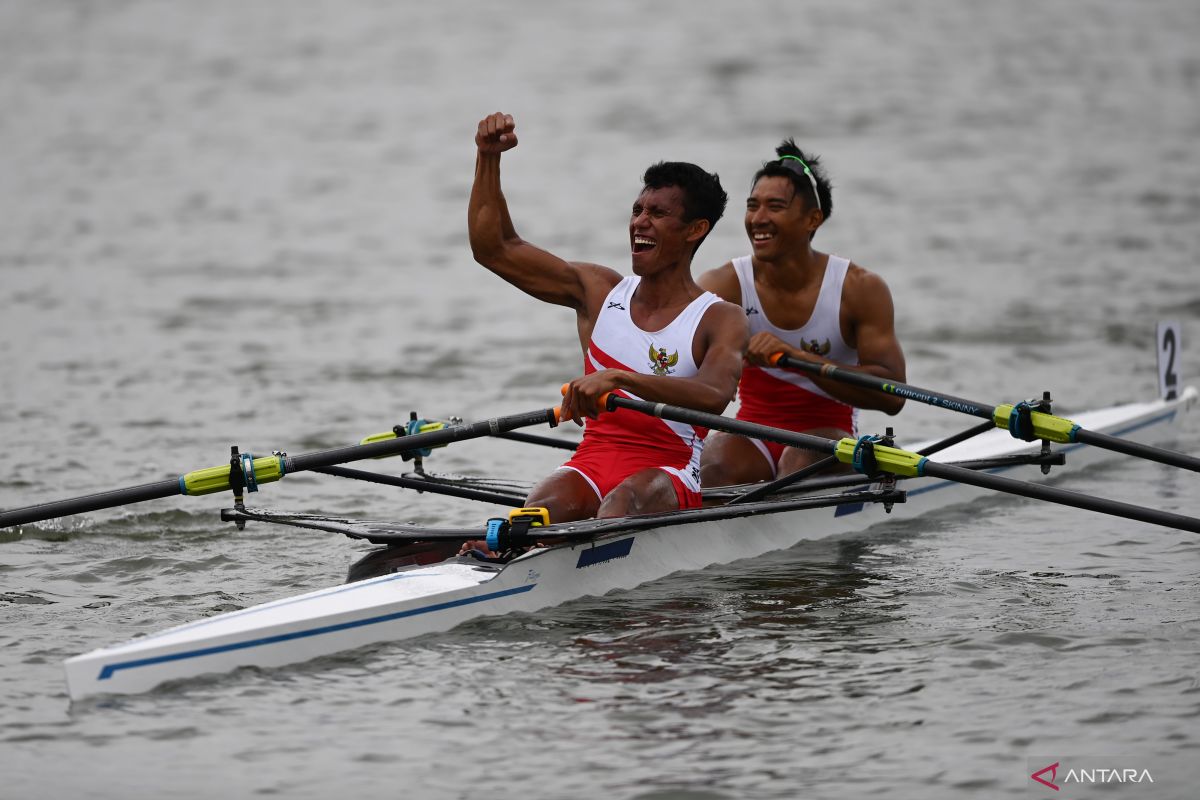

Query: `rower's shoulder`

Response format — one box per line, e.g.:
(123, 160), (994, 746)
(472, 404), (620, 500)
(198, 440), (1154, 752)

(843, 259), (892, 292)
(699, 296), (750, 341)
(696, 260), (740, 303)
(570, 261), (623, 282)
(570, 261), (624, 295)
(841, 259), (896, 313)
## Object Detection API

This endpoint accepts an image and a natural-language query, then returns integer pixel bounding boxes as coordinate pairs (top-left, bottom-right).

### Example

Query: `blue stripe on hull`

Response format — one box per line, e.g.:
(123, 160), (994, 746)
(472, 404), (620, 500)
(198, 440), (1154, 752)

(97, 583), (537, 681)
(576, 537), (634, 568)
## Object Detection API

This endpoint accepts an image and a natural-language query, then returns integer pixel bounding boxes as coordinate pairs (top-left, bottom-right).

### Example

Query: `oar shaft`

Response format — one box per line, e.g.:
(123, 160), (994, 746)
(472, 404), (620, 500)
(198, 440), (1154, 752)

(1, 407), (560, 529)
(776, 354), (1200, 474)
(607, 393), (1200, 534)
(604, 395), (837, 456)
(494, 430), (578, 451)
(313, 466), (526, 507)
(1072, 428), (1200, 472)
(0, 479), (182, 529)
(775, 354), (993, 419)
(923, 460), (1200, 534)
(286, 408), (560, 472)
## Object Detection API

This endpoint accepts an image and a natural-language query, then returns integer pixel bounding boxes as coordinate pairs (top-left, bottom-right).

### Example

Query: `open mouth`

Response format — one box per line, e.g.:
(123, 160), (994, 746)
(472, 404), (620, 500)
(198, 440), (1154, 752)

(751, 231), (775, 245)
(632, 235), (657, 254)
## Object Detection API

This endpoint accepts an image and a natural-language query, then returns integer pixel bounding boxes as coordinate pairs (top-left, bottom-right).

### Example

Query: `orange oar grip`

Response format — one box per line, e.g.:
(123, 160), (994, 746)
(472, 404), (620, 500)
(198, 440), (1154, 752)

(559, 383), (612, 414)
(768, 352), (786, 366)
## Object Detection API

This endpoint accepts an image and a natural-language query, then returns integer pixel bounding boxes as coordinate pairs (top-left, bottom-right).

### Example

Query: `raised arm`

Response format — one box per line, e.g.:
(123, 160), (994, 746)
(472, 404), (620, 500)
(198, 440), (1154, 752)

(468, 112), (617, 311)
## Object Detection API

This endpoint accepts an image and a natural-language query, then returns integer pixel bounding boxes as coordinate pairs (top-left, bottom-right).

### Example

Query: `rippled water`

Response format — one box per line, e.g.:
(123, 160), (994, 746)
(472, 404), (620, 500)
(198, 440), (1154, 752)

(2, 1), (1199, 797)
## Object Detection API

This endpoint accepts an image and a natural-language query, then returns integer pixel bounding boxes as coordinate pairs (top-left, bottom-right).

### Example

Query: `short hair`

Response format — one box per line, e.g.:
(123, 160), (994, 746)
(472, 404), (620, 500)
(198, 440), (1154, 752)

(641, 161), (728, 255)
(754, 139), (833, 226)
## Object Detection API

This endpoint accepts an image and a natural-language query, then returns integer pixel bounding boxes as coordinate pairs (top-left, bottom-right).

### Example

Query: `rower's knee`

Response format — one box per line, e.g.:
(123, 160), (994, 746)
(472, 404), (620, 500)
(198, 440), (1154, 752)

(699, 461), (731, 488)
(525, 471), (599, 523)
(598, 470), (675, 517)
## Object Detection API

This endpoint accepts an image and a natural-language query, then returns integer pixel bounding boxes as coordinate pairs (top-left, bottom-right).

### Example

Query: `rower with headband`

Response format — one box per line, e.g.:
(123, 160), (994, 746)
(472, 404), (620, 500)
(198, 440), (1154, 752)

(696, 138), (907, 488)
(777, 153), (823, 213)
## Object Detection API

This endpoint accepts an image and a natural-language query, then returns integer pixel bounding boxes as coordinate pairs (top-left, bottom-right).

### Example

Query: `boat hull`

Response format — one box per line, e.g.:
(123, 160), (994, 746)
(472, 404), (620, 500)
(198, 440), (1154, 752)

(64, 388), (1197, 699)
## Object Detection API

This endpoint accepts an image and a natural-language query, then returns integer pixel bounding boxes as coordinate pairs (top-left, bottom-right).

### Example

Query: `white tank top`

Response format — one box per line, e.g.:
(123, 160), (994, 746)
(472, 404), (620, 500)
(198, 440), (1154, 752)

(732, 254), (858, 402)
(582, 276), (722, 477)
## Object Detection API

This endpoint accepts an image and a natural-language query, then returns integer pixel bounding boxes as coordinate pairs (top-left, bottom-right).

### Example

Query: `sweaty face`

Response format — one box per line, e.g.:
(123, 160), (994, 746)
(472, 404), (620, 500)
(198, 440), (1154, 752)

(745, 175), (813, 258)
(629, 185), (695, 275)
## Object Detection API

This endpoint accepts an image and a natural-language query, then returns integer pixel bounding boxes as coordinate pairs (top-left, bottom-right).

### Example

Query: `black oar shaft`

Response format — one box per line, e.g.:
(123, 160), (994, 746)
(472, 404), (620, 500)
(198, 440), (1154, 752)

(285, 408), (559, 472)
(0, 478), (182, 529)
(726, 455), (841, 505)
(777, 354), (1200, 474)
(605, 395), (837, 456)
(0, 407), (560, 529)
(923, 461), (1200, 533)
(916, 419), (997, 457)
(1073, 428), (1200, 472)
(776, 355), (993, 419)
(313, 466), (526, 507)
(606, 394), (1200, 534)
(494, 430), (578, 451)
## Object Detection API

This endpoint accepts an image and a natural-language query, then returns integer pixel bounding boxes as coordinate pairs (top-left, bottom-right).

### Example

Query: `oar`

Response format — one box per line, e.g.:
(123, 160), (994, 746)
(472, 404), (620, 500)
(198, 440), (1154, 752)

(599, 393), (1200, 534)
(312, 466), (527, 506)
(0, 406), (561, 529)
(771, 353), (1200, 473)
(493, 430), (579, 451)
(223, 487), (906, 547)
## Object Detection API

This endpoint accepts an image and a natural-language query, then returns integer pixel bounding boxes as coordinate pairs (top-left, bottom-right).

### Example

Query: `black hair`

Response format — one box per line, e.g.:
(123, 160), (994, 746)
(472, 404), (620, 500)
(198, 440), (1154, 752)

(641, 161), (728, 255)
(753, 138), (833, 225)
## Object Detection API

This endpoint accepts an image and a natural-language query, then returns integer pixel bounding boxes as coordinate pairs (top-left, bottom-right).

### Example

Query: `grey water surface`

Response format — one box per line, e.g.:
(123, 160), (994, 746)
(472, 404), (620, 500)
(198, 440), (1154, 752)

(2, 1), (1199, 798)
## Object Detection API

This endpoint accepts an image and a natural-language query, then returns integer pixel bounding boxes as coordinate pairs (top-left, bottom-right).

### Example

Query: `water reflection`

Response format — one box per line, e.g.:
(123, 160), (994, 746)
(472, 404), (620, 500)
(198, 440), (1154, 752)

(543, 539), (901, 692)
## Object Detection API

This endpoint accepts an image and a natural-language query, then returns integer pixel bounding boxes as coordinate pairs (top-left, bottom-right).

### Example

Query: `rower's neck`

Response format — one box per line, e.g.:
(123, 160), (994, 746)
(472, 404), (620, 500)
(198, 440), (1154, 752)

(755, 249), (828, 289)
(635, 265), (701, 305)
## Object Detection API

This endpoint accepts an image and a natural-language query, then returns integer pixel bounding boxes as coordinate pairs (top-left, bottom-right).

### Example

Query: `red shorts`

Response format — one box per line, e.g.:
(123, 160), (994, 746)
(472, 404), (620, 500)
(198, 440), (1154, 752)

(559, 439), (703, 510)
(735, 406), (855, 475)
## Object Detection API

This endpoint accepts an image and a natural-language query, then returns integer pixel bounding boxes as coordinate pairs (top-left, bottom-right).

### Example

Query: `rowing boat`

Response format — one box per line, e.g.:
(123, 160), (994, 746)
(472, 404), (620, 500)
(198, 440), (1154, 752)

(62, 385), (1197, 700)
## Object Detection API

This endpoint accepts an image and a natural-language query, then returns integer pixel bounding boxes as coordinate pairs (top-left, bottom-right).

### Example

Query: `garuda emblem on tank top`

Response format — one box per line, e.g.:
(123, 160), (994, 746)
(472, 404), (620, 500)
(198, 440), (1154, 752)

(800, 338), (832, 356)
(648, 345), (679, 376)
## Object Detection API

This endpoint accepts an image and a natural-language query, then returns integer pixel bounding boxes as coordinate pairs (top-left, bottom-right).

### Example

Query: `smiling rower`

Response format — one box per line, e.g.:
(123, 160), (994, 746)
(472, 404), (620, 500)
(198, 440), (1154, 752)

(698, 141), (907, 486)
(466, 112), (748, 531)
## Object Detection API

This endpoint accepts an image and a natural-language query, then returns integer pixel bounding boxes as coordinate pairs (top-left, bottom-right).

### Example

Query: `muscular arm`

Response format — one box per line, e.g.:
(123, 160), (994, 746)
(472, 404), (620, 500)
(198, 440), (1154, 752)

(467, 113), (620, 312)
(562, 301), (749, 420)
(774, 266), (907, 414)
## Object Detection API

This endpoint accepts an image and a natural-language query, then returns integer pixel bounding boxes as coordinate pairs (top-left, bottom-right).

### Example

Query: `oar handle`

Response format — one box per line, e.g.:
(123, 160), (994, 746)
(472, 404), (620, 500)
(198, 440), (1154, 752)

(558, 382), (612, 421)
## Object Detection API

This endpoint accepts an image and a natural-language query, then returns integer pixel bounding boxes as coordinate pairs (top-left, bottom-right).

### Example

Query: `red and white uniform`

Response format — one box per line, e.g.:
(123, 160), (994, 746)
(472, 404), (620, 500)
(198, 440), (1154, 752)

(733, 254), (858, 473)
(562, 276), (721, 508)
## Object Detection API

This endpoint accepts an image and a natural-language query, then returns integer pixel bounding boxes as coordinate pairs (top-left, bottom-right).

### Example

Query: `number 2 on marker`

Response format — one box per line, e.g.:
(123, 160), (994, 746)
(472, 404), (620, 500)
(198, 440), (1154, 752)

(1157, 320), (1181, 401)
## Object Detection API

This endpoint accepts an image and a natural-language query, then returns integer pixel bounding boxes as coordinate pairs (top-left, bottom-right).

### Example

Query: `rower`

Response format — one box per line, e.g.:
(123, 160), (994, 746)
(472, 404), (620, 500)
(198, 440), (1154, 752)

(698, 141), (907, 486)
(465, 112), (748, 534)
